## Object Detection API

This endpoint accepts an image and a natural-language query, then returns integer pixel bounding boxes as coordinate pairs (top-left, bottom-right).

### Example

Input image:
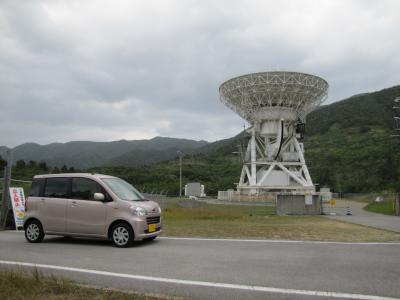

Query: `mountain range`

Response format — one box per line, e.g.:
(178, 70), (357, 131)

(0, 137), (208, 169)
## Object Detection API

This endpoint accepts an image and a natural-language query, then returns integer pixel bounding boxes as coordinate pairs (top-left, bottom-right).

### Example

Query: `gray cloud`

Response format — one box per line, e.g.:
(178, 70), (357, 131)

(0, 0), (399, 147)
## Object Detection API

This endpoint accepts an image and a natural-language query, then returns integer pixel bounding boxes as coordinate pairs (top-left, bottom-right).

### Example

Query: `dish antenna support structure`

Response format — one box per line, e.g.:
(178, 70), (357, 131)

(219, 71), (328, 194)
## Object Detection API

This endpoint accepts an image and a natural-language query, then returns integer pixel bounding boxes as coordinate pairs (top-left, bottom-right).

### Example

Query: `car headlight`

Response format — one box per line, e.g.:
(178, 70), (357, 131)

(131, 206), (147, 216)
(158, 206), (162, 214)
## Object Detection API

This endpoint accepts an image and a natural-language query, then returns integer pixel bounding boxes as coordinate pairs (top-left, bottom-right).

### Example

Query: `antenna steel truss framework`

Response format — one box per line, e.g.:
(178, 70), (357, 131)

(238, 124), (314, 193)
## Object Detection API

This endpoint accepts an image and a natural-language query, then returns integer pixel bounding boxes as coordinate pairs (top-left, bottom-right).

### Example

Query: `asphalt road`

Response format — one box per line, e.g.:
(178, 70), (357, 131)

(0, 231), (400, 300)
(326, 200), (400, 233)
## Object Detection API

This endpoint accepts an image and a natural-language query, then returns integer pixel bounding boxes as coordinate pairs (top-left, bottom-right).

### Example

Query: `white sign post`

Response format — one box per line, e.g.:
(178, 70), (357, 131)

(9, 187), (26, 230)
(305, 194), (313, 205)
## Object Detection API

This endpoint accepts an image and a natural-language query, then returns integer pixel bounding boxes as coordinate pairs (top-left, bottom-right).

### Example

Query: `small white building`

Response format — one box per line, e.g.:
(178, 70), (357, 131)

(184, 182), (206, 197)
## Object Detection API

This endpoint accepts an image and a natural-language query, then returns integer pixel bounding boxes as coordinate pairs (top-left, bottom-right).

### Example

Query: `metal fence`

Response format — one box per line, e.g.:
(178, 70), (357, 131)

(142, 192), (169, 209)
(2, 174), (399, 216)
(217, 190), (277, 206)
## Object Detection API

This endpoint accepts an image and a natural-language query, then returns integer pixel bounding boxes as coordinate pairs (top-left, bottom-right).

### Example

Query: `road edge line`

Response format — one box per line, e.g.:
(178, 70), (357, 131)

(159, 236), (400, 245)
(0, 260), (398, 300)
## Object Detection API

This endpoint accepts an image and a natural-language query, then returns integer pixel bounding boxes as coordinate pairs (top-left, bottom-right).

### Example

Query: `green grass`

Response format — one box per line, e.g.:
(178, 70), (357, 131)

(364, 201), (396, 216)
(161, 199), (400, 242)
(0, 269), (174, 300)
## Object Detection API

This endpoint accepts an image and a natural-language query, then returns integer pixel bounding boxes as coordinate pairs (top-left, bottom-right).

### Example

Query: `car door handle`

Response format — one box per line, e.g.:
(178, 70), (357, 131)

(71, 201), (77, 207)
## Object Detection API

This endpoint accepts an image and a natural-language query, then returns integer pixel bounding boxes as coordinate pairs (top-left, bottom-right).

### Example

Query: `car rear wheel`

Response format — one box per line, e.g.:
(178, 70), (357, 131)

(111, 223), (134, 248)
(25, 220), (44, 243)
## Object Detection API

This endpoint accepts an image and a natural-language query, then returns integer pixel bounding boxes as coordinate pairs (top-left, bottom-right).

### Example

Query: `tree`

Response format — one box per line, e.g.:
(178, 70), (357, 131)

(52, 166), (60, 173)
(39, 161), (48, 171)
(16, 160), (26, 168)
(28, 160), (37, 168)
(61, 165), (68, 172)
(0, 156), (7, 170)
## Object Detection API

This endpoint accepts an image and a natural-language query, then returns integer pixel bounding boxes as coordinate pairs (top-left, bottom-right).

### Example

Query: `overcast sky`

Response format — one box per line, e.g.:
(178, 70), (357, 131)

(1, 0), (399, 147)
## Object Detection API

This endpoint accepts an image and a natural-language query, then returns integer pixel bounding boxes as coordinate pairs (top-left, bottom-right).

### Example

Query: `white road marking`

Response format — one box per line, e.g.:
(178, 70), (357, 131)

(0, 260), (398, 300)
(159, 236), (400, 245)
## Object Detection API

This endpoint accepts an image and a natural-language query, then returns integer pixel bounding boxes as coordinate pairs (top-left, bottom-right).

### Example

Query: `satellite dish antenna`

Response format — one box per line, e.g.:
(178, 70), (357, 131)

(219, 71), (328, 194)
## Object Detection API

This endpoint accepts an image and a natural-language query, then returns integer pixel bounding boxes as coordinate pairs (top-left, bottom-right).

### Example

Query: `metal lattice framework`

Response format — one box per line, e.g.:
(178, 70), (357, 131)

(219, 71), (328, 122)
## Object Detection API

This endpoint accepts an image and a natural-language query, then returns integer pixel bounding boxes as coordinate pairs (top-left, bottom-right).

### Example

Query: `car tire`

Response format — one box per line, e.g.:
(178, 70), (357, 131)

(25, 220), (45, 243)
(111, 223), (134, 248)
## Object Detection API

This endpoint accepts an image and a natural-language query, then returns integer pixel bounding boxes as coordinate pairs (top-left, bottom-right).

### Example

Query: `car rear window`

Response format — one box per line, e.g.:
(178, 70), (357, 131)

(29, 178), (44, 197)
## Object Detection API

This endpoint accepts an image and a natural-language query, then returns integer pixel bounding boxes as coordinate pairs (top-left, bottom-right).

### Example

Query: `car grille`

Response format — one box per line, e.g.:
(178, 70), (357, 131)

(147, 216), (160, 224)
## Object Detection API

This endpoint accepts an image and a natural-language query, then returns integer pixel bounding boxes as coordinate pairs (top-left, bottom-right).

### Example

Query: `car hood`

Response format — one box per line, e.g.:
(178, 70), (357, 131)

(131, 200), (160, 213)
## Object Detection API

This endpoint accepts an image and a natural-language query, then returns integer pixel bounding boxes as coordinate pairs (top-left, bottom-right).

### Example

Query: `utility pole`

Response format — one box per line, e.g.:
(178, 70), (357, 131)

(392, 96), (400, 216)
(177, 150), (183, 197)
(1, 150), (13, 229)
(393, 97), (400, 137)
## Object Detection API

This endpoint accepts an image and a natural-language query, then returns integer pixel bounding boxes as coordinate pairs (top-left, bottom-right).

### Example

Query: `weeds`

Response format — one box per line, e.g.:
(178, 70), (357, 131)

(0, 270), (171, 300)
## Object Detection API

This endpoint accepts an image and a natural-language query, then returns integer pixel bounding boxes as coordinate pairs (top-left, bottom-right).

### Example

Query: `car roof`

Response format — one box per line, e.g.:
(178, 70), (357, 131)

(33, 173), (117, 180)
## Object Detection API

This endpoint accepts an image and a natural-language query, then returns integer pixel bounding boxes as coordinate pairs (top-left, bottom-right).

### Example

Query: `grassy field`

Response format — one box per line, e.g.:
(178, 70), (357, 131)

(0, 270), (174, 300)
(161, 199), (400, 242)
(364, 201), (396, 216)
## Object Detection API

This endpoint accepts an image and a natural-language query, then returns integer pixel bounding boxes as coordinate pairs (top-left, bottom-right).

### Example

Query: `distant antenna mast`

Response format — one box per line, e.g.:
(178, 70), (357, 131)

(234, 123), (249, 162)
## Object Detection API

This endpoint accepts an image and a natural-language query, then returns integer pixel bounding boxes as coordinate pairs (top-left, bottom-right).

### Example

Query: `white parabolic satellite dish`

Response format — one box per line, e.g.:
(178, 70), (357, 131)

(219, 71), (328, 122)
(219, 71), (329, 194)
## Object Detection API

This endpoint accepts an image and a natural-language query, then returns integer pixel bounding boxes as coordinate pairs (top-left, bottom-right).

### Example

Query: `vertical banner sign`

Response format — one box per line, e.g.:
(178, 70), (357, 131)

(9, 187), (26, 229)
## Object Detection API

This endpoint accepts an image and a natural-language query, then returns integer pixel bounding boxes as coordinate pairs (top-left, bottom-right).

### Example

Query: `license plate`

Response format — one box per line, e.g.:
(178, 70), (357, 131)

(148, 224), (157, 232)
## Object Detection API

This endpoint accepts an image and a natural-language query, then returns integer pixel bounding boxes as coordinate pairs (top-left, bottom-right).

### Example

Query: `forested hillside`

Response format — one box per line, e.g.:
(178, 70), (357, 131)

(305, 85), (400, 192)
(306, 86), (398, 135)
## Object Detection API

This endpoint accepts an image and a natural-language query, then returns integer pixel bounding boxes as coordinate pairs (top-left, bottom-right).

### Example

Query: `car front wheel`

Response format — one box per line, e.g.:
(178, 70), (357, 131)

(25, 220), (45, 243)
(111, 223), (134, 248)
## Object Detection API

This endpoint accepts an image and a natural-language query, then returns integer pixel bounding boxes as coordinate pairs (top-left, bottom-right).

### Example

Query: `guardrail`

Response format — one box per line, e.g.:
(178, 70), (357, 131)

(10, 179), (32, 183)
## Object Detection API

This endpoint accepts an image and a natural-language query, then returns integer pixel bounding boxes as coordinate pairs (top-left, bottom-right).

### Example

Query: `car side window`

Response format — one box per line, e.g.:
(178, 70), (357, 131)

(43, 178), (69, 198)
(71, 178), (104, 201)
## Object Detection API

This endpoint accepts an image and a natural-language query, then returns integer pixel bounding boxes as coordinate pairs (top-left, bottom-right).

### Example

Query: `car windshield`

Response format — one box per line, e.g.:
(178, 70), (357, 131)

(101, 178), (144, 201)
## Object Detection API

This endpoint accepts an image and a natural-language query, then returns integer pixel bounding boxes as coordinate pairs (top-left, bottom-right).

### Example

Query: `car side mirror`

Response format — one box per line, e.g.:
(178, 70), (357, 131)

(93, 192), (105, 201)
